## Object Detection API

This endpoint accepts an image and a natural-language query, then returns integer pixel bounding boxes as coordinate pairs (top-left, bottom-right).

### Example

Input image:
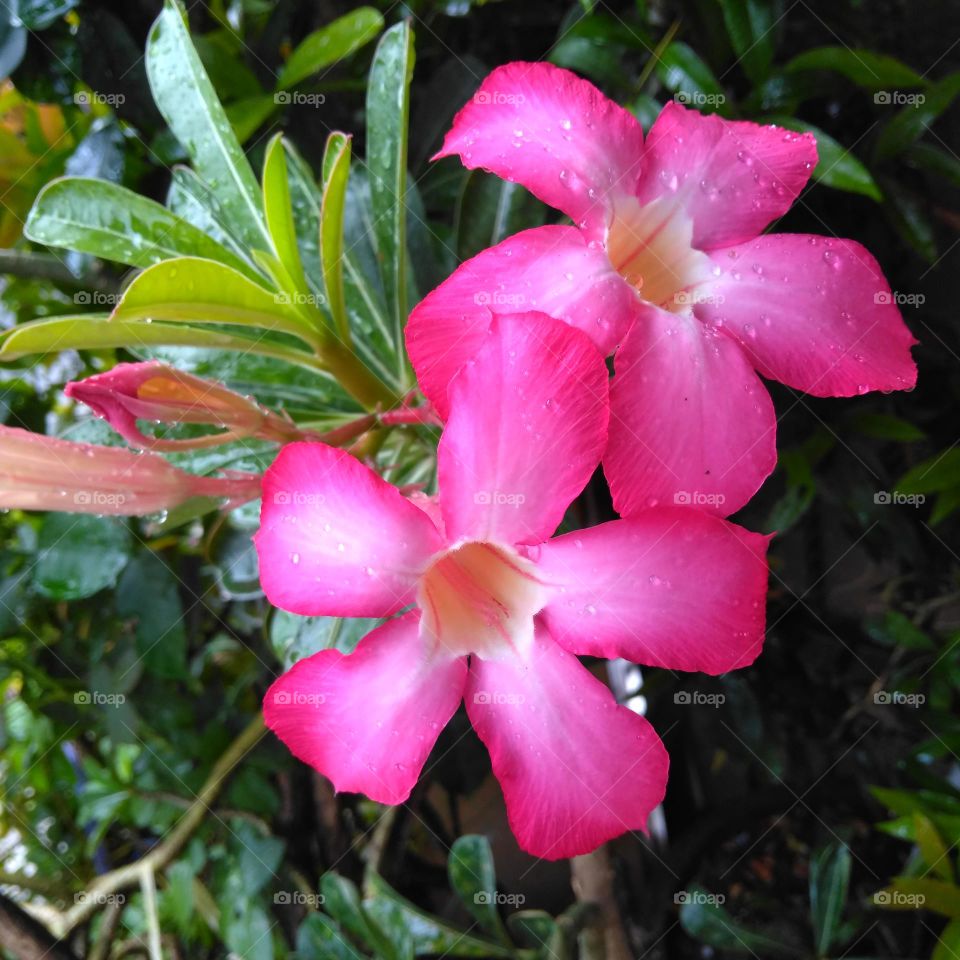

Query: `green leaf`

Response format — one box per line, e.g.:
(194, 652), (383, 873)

(269, 611), (374, 669)
(277, 7), (384, 91)
(262, 134), (311, 303)
(656, 42), (728, 114)
(0, 315), (318, 370)
(34, 514), (131, 601)
(906, 142), (960, 187)
(876, 878), (960, 917)
(679, 888), (796, 955)
(784, 47), (925, 90)
(146, 0), (270, 251)
(506, 910), (558, 950)
(914, 814), (955, 882)
(764, 116), (882, 201)
(25, 177), (253, 272)
(898, 449), (960, 495)
(296, 913), (365, 960)
(366, 21), (415, 381)
(0, 5), (27, 79)
(809, 843), (851, 957)
(320, 132), (353, 344)
(363, 871), (509, 958)
(850, 413), (926, 442)
(225, 94), (279, 145)
(933, 919), (960, 960)
(448, 836), (510, 944)
(875, 72), (960, 160)
(882, 180), (937, 262)
(721, 0), (778, 83)
(221, 900), (274, 960)
(455, 171), (547, 262)
(111, 257), (318, 346)
(116, 552), (187, 680)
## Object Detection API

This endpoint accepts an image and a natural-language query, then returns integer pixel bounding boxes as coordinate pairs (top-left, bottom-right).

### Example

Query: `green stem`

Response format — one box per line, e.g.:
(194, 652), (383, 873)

(320, 337), (399, 411)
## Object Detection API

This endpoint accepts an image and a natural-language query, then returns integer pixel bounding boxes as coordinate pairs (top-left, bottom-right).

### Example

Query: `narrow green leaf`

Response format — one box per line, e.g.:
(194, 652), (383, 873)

(721, 0), (778, 83)
(225, 94), (279, 145)
(146, 0), (270, 250)
(656, 42), (729, 114)
(764, 116), (882, 201)
(897, 449), (960, 495)
(0, 316), (319, 371)
(933, 919), (960, 960)
(25, 177), (253, 272)
(448, 836), (511, 944)
(913, 813), (956, 882)
(907, 141), (960, 187)
(784, 47), (925, 90)
(679, 887), (797, 955)
(875, 72), (960, 160)
(262, 134), (311, 303)
(455, 171), (547, 262)
(882, 180), (937, 262)
(849, 413), (926, 442)
(320, 132), (353, 345)
(111, 257), (318, 347)
(277, 7), (384, 91)
(366, 21), (415, 380)
(809, 843), (852, 957)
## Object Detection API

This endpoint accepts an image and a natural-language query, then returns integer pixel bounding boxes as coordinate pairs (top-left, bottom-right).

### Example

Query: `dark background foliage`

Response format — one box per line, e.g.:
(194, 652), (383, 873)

(0, 0), (958, 957)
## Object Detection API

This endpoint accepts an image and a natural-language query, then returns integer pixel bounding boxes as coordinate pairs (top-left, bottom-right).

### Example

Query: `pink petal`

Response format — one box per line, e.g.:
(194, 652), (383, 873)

(634, 103), (817, 250)
(466, 625), (668, 859)
(604, 306), (777, 518)
(264, 612), (467, 805)
(435, 62), (644, 235)
(255, 443), (444, 617)
(697, 235), (918, 396)
(438, 312), (608, 546)
(536, 508), (770, 673)
(407, 226), (640, 419)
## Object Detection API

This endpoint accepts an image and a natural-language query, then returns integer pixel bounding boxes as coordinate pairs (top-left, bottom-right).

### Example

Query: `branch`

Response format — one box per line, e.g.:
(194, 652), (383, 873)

(0, 249), (119, 293)
(0, 892), (79, 960)
(570, 846), (633, 960)
(50, 714), (266, 938)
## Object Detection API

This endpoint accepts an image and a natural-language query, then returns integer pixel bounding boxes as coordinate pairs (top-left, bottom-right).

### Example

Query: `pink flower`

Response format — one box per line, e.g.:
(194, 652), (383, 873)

(0, 425), (261, 514)
(407, 62), (918, 518)
(65, 361), (306, 451)
(255, 312), (770, 859)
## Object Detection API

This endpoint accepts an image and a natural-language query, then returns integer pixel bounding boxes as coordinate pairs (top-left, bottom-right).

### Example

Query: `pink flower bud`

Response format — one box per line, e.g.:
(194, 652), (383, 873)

(0, 426), (260, 515)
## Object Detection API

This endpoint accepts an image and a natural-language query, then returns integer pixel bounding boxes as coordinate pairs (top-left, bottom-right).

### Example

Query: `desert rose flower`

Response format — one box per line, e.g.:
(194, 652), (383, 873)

(65, 361), (310, 451)
(255, 311), (769, 859)
(407, 62), (917, 517)
(0, 425), (261, 515)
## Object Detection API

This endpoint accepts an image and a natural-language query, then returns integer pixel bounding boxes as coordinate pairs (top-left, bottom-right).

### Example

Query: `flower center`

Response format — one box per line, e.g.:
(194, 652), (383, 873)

(418, 541), (547, 660)
(605, 195), (713, 313)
